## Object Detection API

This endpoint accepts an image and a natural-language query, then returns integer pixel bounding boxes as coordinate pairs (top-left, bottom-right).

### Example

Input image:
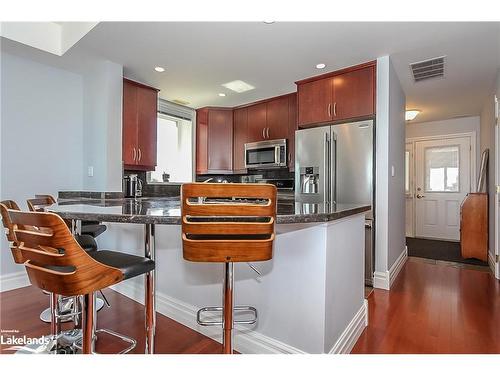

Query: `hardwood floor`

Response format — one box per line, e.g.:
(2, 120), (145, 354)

(0, 285), (223, 354)
(352, 257), (500, 354)
(2, 257), (499, 354)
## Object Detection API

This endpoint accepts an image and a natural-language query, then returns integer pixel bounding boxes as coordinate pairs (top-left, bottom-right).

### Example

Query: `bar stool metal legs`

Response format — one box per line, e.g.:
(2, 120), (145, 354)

(144, 223), (156, 354)
(223, 262), (234, 354)
(196, 263), (258, 354)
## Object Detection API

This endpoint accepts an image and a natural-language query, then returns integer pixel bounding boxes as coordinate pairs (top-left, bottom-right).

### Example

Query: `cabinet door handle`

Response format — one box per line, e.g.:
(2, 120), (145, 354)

(266, 127), (270, 139)
(138, 148), (142, 162)
(262, 128), (266, 139)
(133, 147), (137, 162)
(333, 102), (337, 117)
(328, 103), (332, 117)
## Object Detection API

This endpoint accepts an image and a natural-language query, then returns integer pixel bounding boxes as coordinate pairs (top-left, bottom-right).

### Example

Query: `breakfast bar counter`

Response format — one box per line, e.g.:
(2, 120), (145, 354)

(48, 196), (370, 225)
(47, 196), (370, 354)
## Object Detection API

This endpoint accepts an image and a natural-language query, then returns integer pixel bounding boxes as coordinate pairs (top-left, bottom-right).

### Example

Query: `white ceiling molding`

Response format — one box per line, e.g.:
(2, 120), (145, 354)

(0, 22), (98, 56)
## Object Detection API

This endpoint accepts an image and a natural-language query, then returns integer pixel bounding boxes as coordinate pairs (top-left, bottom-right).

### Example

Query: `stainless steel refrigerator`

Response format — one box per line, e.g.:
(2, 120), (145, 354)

(294, 119), (375, 285)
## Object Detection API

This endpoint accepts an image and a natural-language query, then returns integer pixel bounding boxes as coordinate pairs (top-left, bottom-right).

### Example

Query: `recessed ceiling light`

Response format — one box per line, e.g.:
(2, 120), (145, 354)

(222, 80), (255, 93)
(218, 93), (226, 97)
(154, 66), (165, 72)
(405, 110), (421, 121)
(263, 21), (275, 24)
(316, 63), (326, 69)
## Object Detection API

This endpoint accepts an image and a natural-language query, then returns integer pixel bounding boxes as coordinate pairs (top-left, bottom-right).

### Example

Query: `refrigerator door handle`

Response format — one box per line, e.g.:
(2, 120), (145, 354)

(330, 132), (337, 205)
(324, 132), (330, 204)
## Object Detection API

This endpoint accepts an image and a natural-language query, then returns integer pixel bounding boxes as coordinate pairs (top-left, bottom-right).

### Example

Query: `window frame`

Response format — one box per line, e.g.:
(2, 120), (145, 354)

(145, 112), (196, 185)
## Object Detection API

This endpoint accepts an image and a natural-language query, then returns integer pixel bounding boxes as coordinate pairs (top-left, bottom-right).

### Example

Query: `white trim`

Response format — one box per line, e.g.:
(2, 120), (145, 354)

(0, 271), (30, 292)
(328, 299), (369, 354)
(373, 246), (408, 290)
(110, 281), (306, 354)
(488, 251), (496, 275)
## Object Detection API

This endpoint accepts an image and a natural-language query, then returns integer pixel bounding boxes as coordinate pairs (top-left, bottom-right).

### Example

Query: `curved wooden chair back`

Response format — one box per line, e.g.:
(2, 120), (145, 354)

(181, 183), (277, 263)
(0, 200), (25, 264)
(6, 210), (123, 296)
(27, 195), (56, 212)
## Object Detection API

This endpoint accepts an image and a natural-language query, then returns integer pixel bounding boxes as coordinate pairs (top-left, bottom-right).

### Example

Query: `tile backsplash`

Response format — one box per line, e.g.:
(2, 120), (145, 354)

(124, 168), (294, 197)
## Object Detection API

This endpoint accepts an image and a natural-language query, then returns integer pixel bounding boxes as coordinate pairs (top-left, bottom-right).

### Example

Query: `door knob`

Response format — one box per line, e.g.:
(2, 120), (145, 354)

(416, 194), (426, 199)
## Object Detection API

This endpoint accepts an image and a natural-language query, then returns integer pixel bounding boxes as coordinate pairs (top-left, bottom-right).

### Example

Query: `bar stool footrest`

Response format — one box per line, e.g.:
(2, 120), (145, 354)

(73, 328), (137, 354)
(197, 305), (258, 326)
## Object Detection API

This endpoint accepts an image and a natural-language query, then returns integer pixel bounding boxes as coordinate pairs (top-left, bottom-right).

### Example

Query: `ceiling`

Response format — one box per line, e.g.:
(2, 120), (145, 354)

(4, 22), (500, 123)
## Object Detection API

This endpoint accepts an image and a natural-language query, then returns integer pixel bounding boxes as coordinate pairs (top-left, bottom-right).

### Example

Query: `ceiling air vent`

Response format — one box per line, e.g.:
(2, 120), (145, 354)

(410, 56), (445, 82)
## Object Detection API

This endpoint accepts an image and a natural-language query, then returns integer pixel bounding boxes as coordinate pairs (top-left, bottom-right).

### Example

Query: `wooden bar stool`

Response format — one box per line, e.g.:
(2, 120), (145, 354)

(28, 195), (107, 238)
(1, 200), (64, 353)
(181, 183), (277, 354)
(27, 196), (106, 324)
(6, 209), (155, 354)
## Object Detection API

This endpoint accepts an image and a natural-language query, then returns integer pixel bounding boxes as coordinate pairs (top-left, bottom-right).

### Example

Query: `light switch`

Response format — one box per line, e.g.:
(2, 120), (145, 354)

(391, 165), (395, 177)
(88, 166), (94, 177)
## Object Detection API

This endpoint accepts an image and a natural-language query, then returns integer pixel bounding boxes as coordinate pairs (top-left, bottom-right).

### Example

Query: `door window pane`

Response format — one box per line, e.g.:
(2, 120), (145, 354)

(424, 146), (459, 192)
(405, 151), (410, 193)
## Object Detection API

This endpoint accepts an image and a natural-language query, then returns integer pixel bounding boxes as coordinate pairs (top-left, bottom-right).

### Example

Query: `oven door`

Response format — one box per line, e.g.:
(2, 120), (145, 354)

(245, 145), (279, 169)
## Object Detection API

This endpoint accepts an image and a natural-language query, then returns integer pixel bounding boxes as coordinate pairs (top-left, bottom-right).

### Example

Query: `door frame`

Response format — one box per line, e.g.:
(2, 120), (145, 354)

(494, 95), (499, 278)
(405, 131), (477, 239)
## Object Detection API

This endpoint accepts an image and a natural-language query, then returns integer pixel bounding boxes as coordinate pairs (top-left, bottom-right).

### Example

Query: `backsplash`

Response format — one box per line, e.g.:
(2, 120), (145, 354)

(124, 168), (294, 198)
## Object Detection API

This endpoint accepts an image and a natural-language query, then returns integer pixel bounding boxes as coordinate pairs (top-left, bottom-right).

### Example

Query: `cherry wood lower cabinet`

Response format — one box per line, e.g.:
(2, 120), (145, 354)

(460, 193), (488, 261)
(122, 78), (159, 171)
(196, 108), (233, 174)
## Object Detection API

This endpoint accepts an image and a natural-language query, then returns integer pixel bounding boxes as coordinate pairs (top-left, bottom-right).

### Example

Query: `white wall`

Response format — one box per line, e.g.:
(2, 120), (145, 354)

(0, 52), (84, 275)
(479, 68), (499, 261)
(375, 56), (407, 282)
(82, 60), (123, 191)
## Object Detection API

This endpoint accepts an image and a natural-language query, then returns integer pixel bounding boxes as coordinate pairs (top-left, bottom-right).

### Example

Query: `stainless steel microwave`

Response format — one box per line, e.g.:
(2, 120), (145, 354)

(244, 139), (287, 169)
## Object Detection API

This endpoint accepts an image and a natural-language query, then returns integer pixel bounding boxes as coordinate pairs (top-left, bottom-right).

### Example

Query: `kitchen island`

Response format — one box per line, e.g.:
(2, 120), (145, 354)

(49, 196), (370, 354)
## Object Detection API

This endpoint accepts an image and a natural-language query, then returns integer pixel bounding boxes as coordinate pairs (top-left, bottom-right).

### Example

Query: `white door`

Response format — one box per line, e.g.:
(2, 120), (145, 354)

(405, 143), (414, 237)
(415, 137), (471, 241)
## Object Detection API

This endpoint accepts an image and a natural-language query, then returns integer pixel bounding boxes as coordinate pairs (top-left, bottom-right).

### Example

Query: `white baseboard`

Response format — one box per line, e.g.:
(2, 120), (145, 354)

(373, 246), (408, 290)
(0, 271), (30, 292)
(110, 280), (306, 354)
(328, 299), (368, 354)
(488, 251), (496, 275)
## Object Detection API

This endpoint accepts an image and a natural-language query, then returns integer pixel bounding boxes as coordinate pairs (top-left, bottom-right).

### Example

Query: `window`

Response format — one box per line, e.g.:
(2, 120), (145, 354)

(424, 145), (459, 192)
(147, 114), (193, 183)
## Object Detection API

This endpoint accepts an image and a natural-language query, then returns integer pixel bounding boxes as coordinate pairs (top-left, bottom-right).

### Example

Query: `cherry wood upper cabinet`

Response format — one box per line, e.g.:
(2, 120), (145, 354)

(207, 109), (233, 172)
(247, 103), (267, 142)
(287, 94), (298, 172)
(122, 78), (159, 170)
(297, 77), (332, 127)
(123, 80), (138, 166)
(233, 107), (248, 172)
(196, 108), (209, 174)
(332, 66), (375, 121)
(196, 108), (233, 174)
(266, 96), (289, 140)
(296, 62), (376, 128)
(136, 86), (158, 168)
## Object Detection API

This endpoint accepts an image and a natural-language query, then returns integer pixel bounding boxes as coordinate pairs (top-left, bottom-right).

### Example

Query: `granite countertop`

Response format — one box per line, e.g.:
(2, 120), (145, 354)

(47, 197), (370, 225)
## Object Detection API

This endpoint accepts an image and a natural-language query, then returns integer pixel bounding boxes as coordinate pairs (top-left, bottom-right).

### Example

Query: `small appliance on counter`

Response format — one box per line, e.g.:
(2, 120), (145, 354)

(123, 174), (143, 198)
